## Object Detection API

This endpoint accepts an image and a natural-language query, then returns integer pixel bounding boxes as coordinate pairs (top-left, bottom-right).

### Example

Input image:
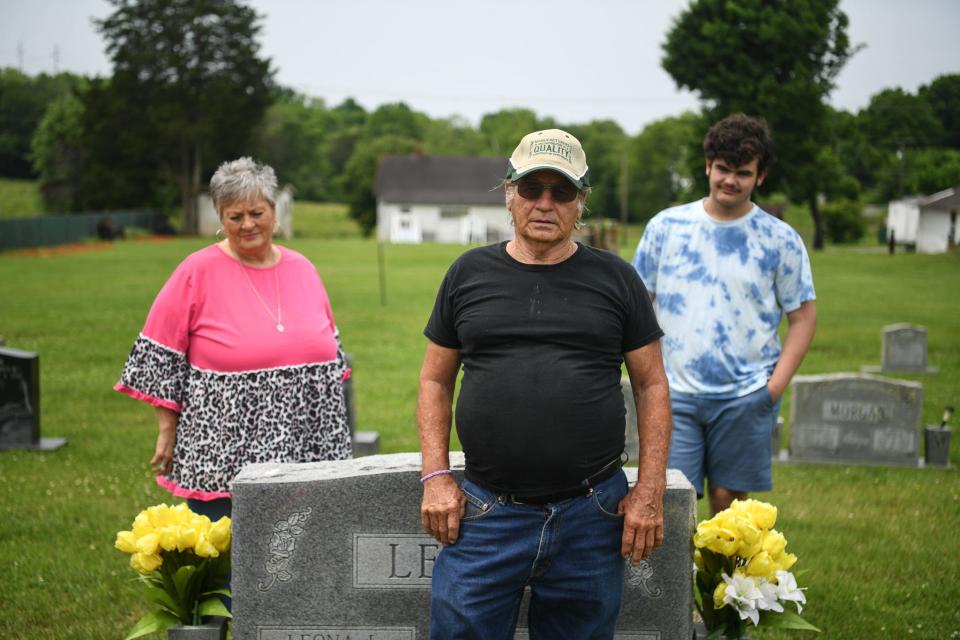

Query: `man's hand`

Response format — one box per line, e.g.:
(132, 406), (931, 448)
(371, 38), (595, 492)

(420, 474), (466, 545)
(617, 485), (665, 565)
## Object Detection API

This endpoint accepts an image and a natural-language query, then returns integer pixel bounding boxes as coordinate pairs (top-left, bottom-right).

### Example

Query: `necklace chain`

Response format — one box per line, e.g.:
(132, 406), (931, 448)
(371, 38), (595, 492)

(239, 262), (284, 332)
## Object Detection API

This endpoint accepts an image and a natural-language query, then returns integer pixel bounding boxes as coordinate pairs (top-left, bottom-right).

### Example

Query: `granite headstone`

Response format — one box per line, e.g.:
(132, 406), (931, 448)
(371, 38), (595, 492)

(0, 347), (66, 451)
(862, 323), (938, 373)
(789, 373), (922, 467)
(232, 452), (696, 640)
(343, 353), (380, 458)
(772, 416), (786, 461)
(622, 378), (639, 464)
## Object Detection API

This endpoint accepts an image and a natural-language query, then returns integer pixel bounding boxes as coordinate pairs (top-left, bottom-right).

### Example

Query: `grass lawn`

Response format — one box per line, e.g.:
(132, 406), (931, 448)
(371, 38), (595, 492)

(0, 177), (45, 218)
(292, 200), (365, 239)
(0, 205), (958, 639)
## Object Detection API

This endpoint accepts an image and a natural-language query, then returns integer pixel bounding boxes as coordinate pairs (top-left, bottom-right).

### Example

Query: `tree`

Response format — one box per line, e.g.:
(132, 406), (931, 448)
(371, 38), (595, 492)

(821, 198), (864, 244)
(628, 112), (701, 221)
(252, 92), (335, 201)
(365, 102), (429, 141)
(858, 88), (943, 152)
(826, 106), (878, 194)
(423, 115), (491, 157)
(479, 108), (556, 156)
(875, 148), (960, 201)
(77, 76), (177, 212)
(662, 0), (857, 249)
(31, 90), (87, 211)
(919, 74), (960, 149)
(321, 98), (369, 202)
(95, 0), (273, 232)
(0, 68), (82, 179)
(341, 135), (418, 236)
(565, 119), (628, 220)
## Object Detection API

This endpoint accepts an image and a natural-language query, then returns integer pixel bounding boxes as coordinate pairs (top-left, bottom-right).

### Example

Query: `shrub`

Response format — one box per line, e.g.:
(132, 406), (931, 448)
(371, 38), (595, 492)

(822, 199), (865, 244)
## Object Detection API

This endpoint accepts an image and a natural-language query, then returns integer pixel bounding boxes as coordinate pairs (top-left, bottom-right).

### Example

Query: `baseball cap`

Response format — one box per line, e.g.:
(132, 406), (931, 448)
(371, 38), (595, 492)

(506, 129), (590, 189)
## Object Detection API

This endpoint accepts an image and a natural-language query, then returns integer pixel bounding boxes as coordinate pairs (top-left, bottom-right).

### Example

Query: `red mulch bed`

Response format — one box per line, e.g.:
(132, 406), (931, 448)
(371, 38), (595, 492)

(7, 235), (177, 258)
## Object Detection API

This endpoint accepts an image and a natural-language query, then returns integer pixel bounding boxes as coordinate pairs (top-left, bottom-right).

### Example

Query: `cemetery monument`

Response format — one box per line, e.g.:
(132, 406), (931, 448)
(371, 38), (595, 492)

(231, 452), (696, 640)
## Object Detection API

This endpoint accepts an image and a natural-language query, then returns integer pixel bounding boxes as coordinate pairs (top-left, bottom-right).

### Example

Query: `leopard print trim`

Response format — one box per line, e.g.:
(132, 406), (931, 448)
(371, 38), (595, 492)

(117, 334), (189, 408)
(167, 360), (352, 495)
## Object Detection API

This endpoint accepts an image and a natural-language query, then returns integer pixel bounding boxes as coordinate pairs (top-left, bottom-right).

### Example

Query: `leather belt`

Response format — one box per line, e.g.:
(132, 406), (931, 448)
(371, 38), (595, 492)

(503, 452), (627, 506)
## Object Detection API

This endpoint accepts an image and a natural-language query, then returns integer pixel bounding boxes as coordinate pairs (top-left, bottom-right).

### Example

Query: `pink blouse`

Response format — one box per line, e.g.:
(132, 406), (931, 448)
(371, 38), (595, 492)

(115, 245), (352, 500)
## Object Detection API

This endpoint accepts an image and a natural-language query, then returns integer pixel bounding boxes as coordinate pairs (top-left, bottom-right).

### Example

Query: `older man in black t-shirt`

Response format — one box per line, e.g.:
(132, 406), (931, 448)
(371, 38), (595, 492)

(417, 129), (672, 640)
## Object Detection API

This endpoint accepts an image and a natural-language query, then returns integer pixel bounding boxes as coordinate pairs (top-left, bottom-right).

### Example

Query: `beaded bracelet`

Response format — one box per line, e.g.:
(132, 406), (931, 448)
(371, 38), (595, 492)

(419, 469), (452, 483)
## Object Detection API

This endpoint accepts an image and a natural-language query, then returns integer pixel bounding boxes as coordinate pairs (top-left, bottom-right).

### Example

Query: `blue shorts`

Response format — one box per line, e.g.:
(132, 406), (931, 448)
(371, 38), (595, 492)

(668, 386), (781, 498)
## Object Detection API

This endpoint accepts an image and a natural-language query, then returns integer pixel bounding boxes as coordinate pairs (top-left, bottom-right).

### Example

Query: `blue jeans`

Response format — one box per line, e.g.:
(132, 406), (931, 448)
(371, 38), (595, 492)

(429, 470), (628, 640)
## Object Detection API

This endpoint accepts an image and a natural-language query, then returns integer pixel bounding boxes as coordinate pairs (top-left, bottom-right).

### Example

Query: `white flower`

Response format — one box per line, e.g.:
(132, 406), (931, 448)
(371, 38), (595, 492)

(757, 579), (785, 613)
(775, 570), (808, 614)
(721, 572), (764, 625)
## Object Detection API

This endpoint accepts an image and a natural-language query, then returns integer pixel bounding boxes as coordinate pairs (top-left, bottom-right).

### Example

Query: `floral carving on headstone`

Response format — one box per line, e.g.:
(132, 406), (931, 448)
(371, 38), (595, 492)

(258, 507), (312, 591)
(625, 559), (662, 598)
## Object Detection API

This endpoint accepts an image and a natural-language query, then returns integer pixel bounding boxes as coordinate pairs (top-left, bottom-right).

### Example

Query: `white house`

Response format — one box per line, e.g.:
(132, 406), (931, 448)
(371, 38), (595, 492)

(916, 187), (959, 253)
(375, 155), (510, 244)
(887, 188), (959, 254)
(886, 196), (923, 245)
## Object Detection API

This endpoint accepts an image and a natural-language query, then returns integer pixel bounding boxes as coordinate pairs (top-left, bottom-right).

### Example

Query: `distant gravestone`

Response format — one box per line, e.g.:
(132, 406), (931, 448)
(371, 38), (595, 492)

(343, 354), (380, 457)
(0, 347), (66, 451)
(622, 378), (639, 463)
(232, 453), (696, 640)
(772, 416), (786, 461)
(789, 373), (922, 467)
(862, 323), (938, 373)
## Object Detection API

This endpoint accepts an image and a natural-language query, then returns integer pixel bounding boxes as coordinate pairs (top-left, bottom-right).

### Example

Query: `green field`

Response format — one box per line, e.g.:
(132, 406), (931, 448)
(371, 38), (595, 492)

(0, 208), (958, 638)
(0, 177), (45, 218)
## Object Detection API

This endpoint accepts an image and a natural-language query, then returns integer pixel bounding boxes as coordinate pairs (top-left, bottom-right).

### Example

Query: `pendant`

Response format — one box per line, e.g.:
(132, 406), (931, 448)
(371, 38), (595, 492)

(277, 323), (285, 333)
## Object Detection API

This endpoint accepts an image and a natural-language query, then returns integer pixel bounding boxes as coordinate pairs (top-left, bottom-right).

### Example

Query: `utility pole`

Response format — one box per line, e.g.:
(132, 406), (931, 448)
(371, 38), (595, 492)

(53, 45), (60, 74)
(17, 41), (24, 72)
(896, 142), (904, 199)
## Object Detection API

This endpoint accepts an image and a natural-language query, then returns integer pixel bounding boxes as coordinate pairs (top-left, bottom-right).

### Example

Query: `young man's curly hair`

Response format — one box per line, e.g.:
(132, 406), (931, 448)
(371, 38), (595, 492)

(703, 114), (775, 174)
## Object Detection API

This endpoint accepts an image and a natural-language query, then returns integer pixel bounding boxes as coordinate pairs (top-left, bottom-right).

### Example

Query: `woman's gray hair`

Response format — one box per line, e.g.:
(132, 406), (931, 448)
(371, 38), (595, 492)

(209, 157), (278, 215)
(503, 180), (591, 229)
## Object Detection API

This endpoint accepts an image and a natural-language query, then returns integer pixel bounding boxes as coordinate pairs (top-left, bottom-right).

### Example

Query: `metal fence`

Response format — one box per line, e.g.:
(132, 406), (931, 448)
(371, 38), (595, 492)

(0, 210), (166, 251)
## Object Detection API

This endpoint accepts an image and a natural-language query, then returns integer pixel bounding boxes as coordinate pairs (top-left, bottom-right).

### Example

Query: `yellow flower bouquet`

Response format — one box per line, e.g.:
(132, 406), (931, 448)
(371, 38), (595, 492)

(693, 499), (819, 639)
(115, 504), (232, 639)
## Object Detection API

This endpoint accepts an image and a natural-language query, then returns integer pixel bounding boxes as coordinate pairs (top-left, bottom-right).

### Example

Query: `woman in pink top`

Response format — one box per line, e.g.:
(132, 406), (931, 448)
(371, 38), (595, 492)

(115, 157), (351, 525)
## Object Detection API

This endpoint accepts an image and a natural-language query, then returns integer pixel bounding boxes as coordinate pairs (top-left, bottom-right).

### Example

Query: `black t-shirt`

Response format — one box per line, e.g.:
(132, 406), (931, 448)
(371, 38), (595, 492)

(424, 241), (663, 495)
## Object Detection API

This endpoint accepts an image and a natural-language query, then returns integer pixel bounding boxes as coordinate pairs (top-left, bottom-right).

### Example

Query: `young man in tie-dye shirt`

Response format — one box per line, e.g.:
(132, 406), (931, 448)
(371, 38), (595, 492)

(633, 114), (816, 515)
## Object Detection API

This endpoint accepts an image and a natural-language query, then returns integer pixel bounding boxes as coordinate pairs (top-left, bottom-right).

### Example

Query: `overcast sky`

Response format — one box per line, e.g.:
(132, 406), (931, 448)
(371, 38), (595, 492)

(2, 0), (958, 135)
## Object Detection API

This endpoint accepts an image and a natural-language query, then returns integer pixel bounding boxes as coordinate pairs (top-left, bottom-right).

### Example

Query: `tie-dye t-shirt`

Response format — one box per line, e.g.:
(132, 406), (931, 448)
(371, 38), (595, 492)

(632, 200), (815, 398)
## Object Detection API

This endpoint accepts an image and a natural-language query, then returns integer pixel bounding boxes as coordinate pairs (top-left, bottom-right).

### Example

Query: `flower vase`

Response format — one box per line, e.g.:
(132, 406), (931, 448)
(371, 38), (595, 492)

(167, 619), (227, 640)
(924, 426), (951, 466)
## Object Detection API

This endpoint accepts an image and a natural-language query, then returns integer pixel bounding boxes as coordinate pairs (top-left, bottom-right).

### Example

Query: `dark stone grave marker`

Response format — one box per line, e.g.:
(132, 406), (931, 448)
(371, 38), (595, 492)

(0, 346), (66, 451)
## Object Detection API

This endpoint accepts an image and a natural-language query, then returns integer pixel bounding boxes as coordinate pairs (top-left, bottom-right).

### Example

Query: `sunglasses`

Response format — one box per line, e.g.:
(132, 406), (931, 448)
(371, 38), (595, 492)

(516, 178), (580, 203)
